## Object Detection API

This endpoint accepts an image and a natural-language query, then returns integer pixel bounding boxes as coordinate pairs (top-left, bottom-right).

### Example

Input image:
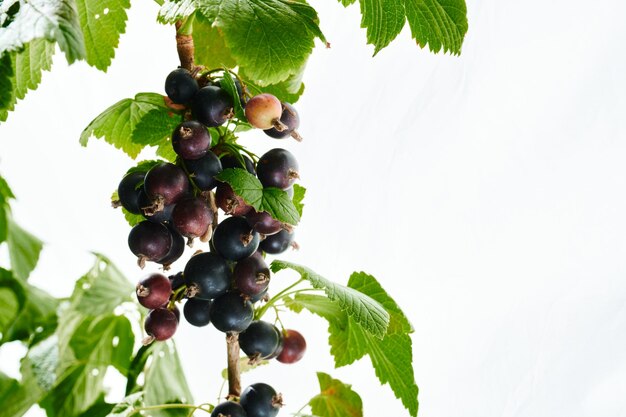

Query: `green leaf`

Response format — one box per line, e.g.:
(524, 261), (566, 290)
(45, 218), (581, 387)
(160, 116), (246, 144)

(192, 12), (236, 69)
(0, 276), (59, 346)
(292, 184), (306, 217)
(0, 39), (56, 122)
(41, 315), (135, 417)
(241, 62), (306, 104)
(215, 168), (301, 225)
(0, 0), (86, 64)
(0, 52), (13, 109)
(76, 396), (115, 417)
(75, 0), (130, 71)
(287, 272), (419, 416)
(68, 255), (133, 316)
(6, 218), (43, 281)
(131, 108), (182, 146)
(125, 345), (152, 395)
(404, 0), (468, 54)
(143, 341), (194, 417)
(0, 268), (23, 338)
(80, 93), (169, 159)
(0, 174), (14, 242)
(219, 71), (245, 120)
(309, 372), (363, 417)
(0, 372), (20, 413)
(359, 0), (406, 54)
(270, 261), (389, 338)
(105, 392), (143, 417)
(69, 314), (135, 374)
(215, 167), (263, 207)
(261, 187), (300, 225)
(196, 0), (325, 85)
(158, 0), (197, 24)
(0, 349), (48, 417)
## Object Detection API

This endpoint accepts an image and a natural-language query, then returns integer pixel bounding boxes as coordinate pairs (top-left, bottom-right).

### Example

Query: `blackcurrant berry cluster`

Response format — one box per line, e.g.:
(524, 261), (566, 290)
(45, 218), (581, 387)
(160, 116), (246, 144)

(117, 67), (311, 413)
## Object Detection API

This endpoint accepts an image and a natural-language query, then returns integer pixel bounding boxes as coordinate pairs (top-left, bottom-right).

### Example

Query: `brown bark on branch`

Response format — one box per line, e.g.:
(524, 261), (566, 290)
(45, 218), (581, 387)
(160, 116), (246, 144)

(175, 21), (195, 71)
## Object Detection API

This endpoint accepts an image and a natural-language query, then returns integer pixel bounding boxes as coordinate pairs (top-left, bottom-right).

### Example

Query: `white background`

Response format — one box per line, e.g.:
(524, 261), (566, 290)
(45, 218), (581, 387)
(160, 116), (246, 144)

(1, 0), (626, 416)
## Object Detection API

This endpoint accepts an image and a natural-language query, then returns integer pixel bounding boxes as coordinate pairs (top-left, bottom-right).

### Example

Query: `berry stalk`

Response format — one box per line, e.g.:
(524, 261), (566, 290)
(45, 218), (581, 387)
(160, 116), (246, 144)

(226, 332), (242, 398)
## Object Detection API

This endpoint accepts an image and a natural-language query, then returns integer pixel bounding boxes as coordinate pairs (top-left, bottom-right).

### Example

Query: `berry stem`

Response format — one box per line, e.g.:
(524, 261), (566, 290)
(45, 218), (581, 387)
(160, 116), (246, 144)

(254, 278), (306, 320)
(175, 19), (195, 71)
(226, 332), (242, 398)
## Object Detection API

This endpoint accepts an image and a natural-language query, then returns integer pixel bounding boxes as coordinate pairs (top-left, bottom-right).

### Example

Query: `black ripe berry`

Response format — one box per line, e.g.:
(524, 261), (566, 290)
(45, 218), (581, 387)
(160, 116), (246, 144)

(172, 120), (211, 160)
(183, 252), (231, 300)
(233, 253), (270, 298)
(264, 102), (301, 141)
(172, 197), (212, 243)
(165, 68), (199, 104)
(245, 94), (284, 130)
(220, 154), (256, 175)
(211, 401), (247, 417)
(239, 321), (282, 360)
(117, 171), (145, 214)
(138, 190), (175, 223)
(182, 151), (222, 191)
(256, 148), (299, 190)
(144, 307), (178, 342)
(259, 229), (295, 255)
(192, 85), (234, 127)
(128, 221), (172, 268)
(158, 224), (186, 268)
(276, 329), (306, 364)
(246, 210), (283, 236)
(216, 183), (253, 217)
(183, 298), (212, 327)
(240, 383), (283, 417)
(136, 273), (172, 309)
(144, 163), (190, 213)
(209, 291), (254, 333)
(169, 271), (185, 291)
(212, 216), (260, 261)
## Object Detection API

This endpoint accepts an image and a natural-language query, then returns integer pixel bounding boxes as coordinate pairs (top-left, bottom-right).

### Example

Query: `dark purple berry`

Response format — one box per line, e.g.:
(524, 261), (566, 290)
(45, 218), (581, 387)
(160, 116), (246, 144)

(240, 383), (283, 417)
(182, 151), (222, 191)
(183, 252), (231, 300)
(256, 148), (299, 190)
(144, 163), (190, 212)
(259, 229), (294, 255)
(158, 224), (186, 268)
(172, 197), (212, 242)
(128, 221), (172, 268)
(144, 307), (178, 341)
(211, 401), (247, 417)
(264, 102), (301, 140)
(239, 321), (281, 360)
(117, 172), (145, 214)
(136, 273), (172, 309)
(220, 154), (256, 175)
(216, 183), (252, 216)
(165, 68), (199, 104)
(213, 216), (260, 261)
(138, 190), (175, 223)
(183, 298), (212, 327)
(234, 255), (270, 297)
(276, 329), (306, 364)
(192, 86), (234, 127)
(246, 211), (282, 236)
(172, 121), (211, 160)
(210, 291), (254, 333)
